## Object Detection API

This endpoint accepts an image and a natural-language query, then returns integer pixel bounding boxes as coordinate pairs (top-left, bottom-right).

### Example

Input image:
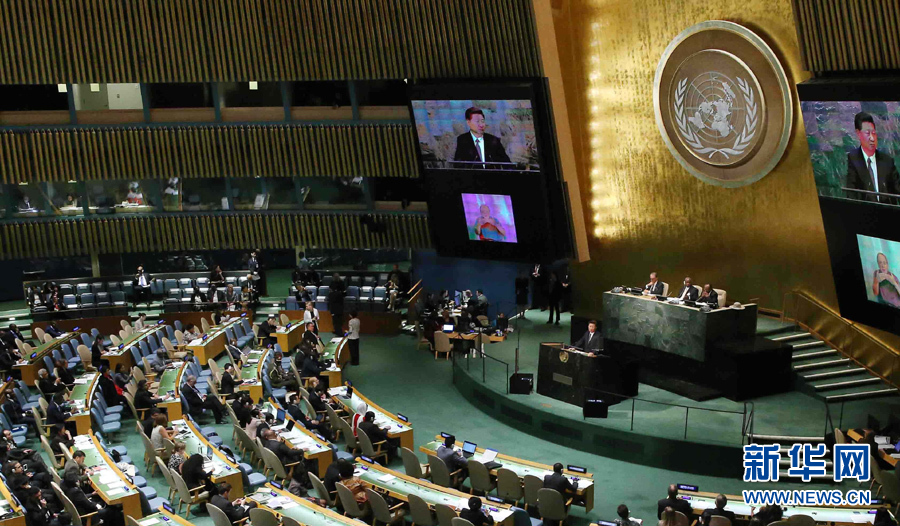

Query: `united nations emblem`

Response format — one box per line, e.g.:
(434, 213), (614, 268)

(654, 21), (792, 187)
(558, 351), (569, 363)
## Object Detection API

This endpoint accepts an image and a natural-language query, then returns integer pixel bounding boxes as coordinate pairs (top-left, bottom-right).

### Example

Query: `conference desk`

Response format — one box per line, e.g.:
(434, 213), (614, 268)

(263, 399), (333, 478)
(602, 291), (757, 362)
(185, 318), (242, 362)
(419, 436), (595, 512)
(355, 458), (515, 525)
(141, 508), (192, 526)
(327, 387), (413, 450)
(0, 463), (25, 526)
(238, 349), (266, 402)
(67, 372), (99, 434)
(171, 417), (245, 496)
(150, 361), (185, 420)
(275, 321), (306, 352)
(679, 490), (884, 525)
(14, 333), (80, 384)
(73, 434), (143, 520)
(250, 483), (360, 526)
(107, 325), (166, 372)
(319, 336), (348, 387)
(846, 429), (898, 467)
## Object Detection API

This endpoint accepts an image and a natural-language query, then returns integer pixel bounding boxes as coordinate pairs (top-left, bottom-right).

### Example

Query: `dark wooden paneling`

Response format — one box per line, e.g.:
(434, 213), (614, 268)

(793, 0), (900, 72)
(0, 213), (431, 259)
(0, 0), (541, 83)
(0, 124), (418, 183)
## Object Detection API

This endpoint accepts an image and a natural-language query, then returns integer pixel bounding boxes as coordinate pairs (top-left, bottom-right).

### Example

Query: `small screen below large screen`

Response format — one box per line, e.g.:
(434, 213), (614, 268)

(461, 193), (517, 243)
(858, 234), (900, 310)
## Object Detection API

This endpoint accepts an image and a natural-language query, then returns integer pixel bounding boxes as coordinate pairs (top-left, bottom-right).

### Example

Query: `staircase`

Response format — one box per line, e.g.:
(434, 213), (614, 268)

(759, 323), (899, 403)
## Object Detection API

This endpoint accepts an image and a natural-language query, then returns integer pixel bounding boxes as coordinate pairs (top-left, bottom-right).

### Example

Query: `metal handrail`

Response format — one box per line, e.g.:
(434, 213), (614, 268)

(841, 187), (900, 199)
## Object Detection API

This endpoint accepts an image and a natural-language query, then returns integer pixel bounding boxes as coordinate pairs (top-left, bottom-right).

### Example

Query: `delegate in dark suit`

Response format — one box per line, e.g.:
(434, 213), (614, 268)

(847, 147), (900, 203)
(460, 507), (495, 526)
(572, 330), (601, 353)
(675, 285), (699, 302)
(644, 281), (665, 295)
(543, 472), (576, 497)
(262, 437), (303, 466)
(210, 494), (252, 522)
(696, 289), (719, 308)
(452, 132), (511, 169)
(701, 506), (736, 526)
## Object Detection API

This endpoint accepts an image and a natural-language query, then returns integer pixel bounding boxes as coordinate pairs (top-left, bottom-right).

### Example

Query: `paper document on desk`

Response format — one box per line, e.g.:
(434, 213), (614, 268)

(852, 515), (874, 524)
(98, 472), (119, 484)
(378, 474), (396, 483)
(106, 488), (126, 496)
(876, 435), (890, 444)
(330, 337), (342, 344)
(189, 339), (203, 346)
(74, 378), (88, 385)
(139, 519), (159, 526)
(481, 449), (498, 462)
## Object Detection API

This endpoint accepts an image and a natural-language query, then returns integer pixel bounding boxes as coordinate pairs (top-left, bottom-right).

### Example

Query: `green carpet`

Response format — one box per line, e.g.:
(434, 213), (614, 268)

(27, 311), (870, 526)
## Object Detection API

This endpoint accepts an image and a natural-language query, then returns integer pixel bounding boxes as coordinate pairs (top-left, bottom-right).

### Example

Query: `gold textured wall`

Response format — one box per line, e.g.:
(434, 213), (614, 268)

(553, 0), (838, 315)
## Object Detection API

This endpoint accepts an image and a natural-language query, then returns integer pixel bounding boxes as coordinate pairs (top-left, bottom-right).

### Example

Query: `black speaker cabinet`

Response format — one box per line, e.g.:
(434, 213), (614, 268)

(583, 397), (609, 418)
(509, 373), (534, 394)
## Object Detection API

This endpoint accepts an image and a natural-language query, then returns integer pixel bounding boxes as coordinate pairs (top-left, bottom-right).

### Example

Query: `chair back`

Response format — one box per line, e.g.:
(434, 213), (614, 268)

(77, 345), (92, 367)
(883, 469), (900, 505)
(141, 431), (159, 465)
(434, 503), (458, 526)
(132, 366), (146, 384)
(409, 494), (436, 526)
(201, 318), (211, 334)
(260, 446), (289, 479)
(40, 435), (62, 468)
(468, 460), (493, 493)
(834, 428), (846, 444)
(206, 503), (233, 526)
(357, 428), (380, 459)
(110, 335), (121, 346)
(787, 516), (815, 526)
(496, 468), (523, 502)
(43, 333), (53, 344)
(174, 330), (185, 345)
(52, 482), (86, 526)
(401, 447), (425, 478)
(34, 327), (46, 341)
(280, 314), (291, 326)
(428, 455), (454, 487)
(709, 517), (733, 526)
(310, 473), (336, 507)
(282, 517), (302, 526)
(674, 511), (690, 526)
(249, 508), (279, 526)
(366, 487), (397, 524)
(537, 488), (568, 521)
(207, 359), (221, 383)
(336, 416), (357, 450)
(523, 474), (542, 508)
(156, 457), (175, 489)
(452, 518), (476, 526)
(336, 482), (368, 519)
(434, 332), (452, 353)
(171, 470), (194, 503)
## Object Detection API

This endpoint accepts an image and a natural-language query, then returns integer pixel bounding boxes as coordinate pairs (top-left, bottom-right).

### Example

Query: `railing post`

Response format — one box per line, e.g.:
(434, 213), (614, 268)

(684, 407), (690, 439)
(630, 398), (635, 431)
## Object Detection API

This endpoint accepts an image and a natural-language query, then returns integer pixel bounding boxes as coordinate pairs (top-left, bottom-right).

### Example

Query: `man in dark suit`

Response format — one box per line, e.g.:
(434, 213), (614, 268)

(324, 459), (353, 494)
(847, 112), (900, 204)
(696, 284), (719, 308)
(45, 394), (70, 428)
(452, 107), (511, 169)
(643, 272), (665, 296)
(261, 429), (304, 466)
(132, 265), (151, 309)
(460, 496), (495, 526)
(182, 375), (225, 423)
(675, 277), (699, 302)
(358, 411), (400, 460)
(572, 320), (601, 354)
(257, 317), (278, 347)
(547, 273), (563, 325)
(657, 484), (694, 519)
(700, 494), (736, 526)
(542, 463), (577, 498)
(210, 482), (256, 522)
(436, 434), (468, 475)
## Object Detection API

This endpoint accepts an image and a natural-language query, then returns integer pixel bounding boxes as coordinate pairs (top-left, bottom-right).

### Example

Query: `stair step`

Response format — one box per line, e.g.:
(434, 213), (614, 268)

(748, 434), (825, 443)
(771, 332), (812, 342)
(779, 458), (833, 468)
(825, 388), (900, 402)
(802, 367), (867, 380)
(813, 377), (882, 391)
(778, 471), (834, 480)
(791, 341), (828, 350)
(793, 358), (850, 371)
(792, 349), (838, 361)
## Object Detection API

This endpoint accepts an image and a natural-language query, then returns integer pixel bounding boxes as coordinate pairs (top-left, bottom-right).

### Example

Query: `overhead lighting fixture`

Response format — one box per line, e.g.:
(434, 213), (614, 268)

(249, 81), (258, 90)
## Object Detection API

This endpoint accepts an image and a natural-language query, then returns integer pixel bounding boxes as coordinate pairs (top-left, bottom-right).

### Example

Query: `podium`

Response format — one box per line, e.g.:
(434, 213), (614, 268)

(536, 343), (638, 407)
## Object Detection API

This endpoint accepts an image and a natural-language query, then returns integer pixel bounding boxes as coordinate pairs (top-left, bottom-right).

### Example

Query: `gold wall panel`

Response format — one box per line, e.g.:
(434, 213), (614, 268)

(792, 0), (900, 72)
(0, 213), (431, 259)
(552, 0), (838, 316)
(0, 0), (541, 84)
(0, 124), (418, 183)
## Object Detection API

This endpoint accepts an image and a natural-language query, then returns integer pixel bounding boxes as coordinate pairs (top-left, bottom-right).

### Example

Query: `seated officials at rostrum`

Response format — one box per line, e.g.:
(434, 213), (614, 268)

(675, 277), (699, 302)
(572, 320), (601, 354)
(643, 272), (665, 296)
(696, 284), (718, 308)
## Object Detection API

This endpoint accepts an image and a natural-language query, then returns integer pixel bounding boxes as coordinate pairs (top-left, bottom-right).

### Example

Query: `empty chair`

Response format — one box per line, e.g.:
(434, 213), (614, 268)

(249, 508), (279, 526)
(63, 294), (77, 308)
(787, 516), (816, 526)
(107, 282), (121, 293)
(164, 279), (178, 292)
(428, 455), (464, 489)
(468, 459), (496, 495)
(523, 474), (542, 511)
(709, 518), (734, 526)
(434, 504), (458, 526)
(366, 487), (406, 526)
(496, 468), (523, 505)
(90, 282), (104, 294)
(401, 447), (430, 480)
(206, 503), (233, 526)
(166, 289), (182, 303)
(76, 283), (90, 295)
(111, 291), (127, 306)
(409, 494), (436, 526)
(95, 292), (111, 306)
(80, 293), (95, 306)
(452, 519), (475, 526)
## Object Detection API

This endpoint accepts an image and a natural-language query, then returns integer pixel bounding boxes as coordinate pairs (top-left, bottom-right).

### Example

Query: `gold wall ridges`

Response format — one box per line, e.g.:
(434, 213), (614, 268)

(0, 124), (419, 183)
(0, 213), (430, 259)
(0, 0), (541, 83)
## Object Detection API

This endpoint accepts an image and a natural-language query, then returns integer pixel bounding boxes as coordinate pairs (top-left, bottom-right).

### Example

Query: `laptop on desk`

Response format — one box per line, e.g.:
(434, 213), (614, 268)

(462, 441), (477, 458)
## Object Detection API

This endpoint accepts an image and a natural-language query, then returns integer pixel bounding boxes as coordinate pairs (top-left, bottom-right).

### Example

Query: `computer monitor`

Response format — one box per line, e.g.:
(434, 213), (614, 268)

(454, 290), (462, 305)
(276, 409), (285, 423)
(286, 420), (295, 432)
(206, 445), (213, 459)
(442, 324), (455, 333)
(462, 441), (477, 455)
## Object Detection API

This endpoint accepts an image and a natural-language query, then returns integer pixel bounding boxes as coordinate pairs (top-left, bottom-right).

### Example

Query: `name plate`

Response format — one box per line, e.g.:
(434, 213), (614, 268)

(552, 373), (573, 386)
